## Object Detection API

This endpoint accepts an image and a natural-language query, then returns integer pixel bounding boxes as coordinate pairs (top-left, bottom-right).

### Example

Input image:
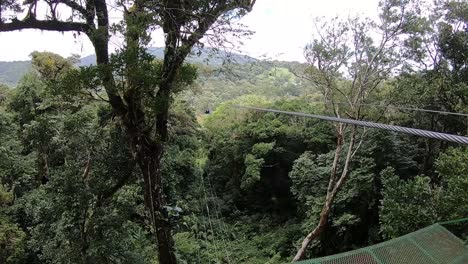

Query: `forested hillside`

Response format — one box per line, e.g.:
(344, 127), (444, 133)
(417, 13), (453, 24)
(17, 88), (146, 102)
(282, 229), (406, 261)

(0, 61), (31, 86)
(0, 47), (258, 86)
(0, 0), (467, 263)
(0, 50), (308, 113)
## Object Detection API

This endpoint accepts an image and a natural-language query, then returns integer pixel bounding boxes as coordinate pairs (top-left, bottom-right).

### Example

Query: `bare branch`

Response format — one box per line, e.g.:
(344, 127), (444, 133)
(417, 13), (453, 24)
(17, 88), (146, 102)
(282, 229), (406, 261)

(57, 0), (89, 20)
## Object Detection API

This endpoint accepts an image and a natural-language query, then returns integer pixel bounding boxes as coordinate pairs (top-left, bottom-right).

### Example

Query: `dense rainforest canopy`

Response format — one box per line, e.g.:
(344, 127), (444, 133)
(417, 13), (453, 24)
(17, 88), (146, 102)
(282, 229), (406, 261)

(0, 0), (467, 263)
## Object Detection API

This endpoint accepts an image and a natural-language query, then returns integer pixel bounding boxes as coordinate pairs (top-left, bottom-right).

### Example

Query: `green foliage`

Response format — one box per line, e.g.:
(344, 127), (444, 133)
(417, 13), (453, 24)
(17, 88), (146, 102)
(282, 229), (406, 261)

(0, 51), (211, 263)
(183, 60), (316, 114)
(0, 53), (160, 263)
(380, 147), (468, 239)
(289, 152), (330, 217)
(0, 185), (26, 264)
(242, 154), (264, 190)
(204, 96), (333, 214)
(435, 147), (468, 219)
(0, 1), (467, 262)
(10, 98), (157, 263)
(9, 72), (47, 126)
(242, 142), (275, 190)
(0, 215), (26, 264)
(175, 214), (302, 264)
(392, 0), (468, 148)
(0, 115), (27, 263)
(22, 175), (157, 264)
(0, 84), (12, 104)
(0, 108), (36, 196)
(162, 100), (203, 204)
(30, 51), (76, 81)
(380, 168), (441, 239)
(289, 148), (377, 256)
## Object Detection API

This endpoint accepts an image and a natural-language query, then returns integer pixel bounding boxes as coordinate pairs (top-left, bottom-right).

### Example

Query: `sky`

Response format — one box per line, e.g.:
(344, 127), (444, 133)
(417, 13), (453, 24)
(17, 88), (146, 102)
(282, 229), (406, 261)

(0, 0), (379, 62)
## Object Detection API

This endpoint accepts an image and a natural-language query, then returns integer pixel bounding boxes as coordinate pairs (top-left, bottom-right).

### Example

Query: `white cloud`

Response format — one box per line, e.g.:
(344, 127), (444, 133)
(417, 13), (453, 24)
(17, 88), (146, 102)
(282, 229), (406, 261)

(237, 0), (379, 62)
(0, 30), (94, 61)
(0, 0), (380, 62)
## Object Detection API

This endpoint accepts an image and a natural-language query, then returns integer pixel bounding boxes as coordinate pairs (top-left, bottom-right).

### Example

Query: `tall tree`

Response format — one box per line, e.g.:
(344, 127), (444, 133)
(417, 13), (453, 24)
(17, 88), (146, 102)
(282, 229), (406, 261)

(0, 1), (256, 263)
(391, 0), (468, 174)
(292, 0), (415, 260)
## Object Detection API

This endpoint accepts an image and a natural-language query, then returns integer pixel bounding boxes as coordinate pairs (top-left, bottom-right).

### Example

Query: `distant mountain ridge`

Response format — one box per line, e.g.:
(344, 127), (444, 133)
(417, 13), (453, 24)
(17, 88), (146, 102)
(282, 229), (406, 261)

(0, 61), (32, 86)
(77, 47), (258, 67)
(0, 47), (258, 86)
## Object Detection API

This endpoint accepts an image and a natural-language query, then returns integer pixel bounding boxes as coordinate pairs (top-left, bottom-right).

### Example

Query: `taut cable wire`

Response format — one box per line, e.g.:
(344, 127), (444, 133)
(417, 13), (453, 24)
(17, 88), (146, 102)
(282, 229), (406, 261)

(235, 106), (468, 145)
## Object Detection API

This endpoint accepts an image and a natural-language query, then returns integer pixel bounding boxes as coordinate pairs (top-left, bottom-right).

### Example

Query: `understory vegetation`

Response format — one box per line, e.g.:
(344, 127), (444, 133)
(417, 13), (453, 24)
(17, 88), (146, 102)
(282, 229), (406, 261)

(0, 0), (467, 263)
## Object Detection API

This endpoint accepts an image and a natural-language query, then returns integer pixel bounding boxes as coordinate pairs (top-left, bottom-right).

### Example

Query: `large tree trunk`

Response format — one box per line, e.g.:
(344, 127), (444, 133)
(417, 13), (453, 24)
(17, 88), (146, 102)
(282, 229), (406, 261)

(120, 4), (177, 261)
(292, 126), (357, 262)
(38, 146), (49, 184)
(136, 137), (177, 264)
(292, 198), (333, 261)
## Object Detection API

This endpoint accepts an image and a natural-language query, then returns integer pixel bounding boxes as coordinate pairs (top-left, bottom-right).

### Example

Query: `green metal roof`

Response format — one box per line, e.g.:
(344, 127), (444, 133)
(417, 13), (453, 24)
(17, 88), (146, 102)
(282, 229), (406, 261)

(297, 223), (468, 264)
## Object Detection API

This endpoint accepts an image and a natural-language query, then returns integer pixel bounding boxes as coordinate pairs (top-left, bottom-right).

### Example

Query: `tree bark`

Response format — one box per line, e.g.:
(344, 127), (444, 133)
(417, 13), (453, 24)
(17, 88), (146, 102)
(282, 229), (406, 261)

(136, 137), (177, 264)
(38, 147), (49, 184)
(292, 125), (357, 262)
(0, 17), (91, 32)
(121, 3), (177, 261)
(292, 199), (333, 261)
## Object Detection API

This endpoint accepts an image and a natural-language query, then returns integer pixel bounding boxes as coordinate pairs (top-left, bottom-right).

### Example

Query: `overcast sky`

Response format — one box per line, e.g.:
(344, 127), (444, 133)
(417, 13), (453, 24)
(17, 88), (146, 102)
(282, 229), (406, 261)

(0, 0), (379, 62)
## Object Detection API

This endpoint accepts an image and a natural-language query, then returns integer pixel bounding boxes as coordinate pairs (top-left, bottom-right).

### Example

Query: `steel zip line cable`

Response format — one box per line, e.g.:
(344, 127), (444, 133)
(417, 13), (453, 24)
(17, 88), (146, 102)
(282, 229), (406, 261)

(323, 102), (468, 117)
(235, 106), (468, 145)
